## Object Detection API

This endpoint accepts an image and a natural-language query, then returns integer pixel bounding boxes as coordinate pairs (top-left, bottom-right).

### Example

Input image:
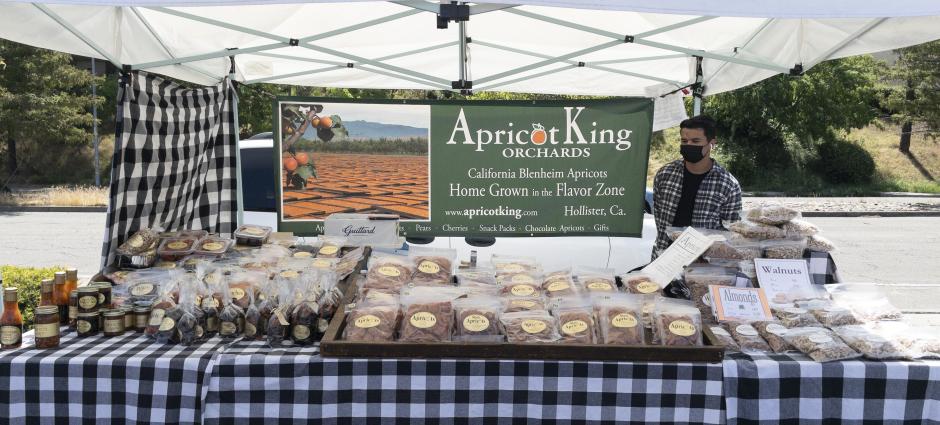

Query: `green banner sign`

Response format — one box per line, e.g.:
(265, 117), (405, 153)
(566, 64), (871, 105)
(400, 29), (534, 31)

(274, 97), (652, 237)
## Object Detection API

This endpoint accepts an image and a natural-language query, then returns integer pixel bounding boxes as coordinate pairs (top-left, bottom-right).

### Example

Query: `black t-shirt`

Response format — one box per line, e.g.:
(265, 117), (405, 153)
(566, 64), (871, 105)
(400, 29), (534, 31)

(672, 167), (708, 227)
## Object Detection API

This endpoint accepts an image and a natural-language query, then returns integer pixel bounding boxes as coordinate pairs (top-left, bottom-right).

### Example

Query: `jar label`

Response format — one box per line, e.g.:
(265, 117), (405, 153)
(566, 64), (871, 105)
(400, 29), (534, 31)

(636, 281), (660, 294)
(586, 280), (613, 291)
(104, 319), (124, 333)
(462, 314), (490, 332)
(76, 321), (92, 334)
(511, 274), (534, 284)
(0, 326), (22, 345)
(98, 293), (106, 305)
(521, 320), (547, 334)
(561, 320), (588, 336)
(313, 259), (332, 268)
(510, 284), (535, 297)
(244, 323), (257, 337)
(546, 281), (570, 292)
(354, 314), (382, 329)
(319, 245), (339, 255)
(79, 296), (98, 310)
(410, 312), (438, 329)
(612, 313), (639, 328)
(669, 320), (697, 337)
(735, 325), (759, 337)
(292, 325), (311, 340)
(166, 241), (189, 250)
(377, 266), (401, 277)
(131, 284), (154, 296)
(220, 321), (237, 335)
(417, 261), (441, 274)
(230, 288), (247, 300)
(35, 323), (59, 338)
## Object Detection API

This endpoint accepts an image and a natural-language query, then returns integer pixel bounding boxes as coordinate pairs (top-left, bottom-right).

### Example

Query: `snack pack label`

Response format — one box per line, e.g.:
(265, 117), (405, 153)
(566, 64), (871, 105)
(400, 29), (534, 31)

(319, 245), (339, 255)
(378, 266), (401, 277)
(418, 261), (441, 274)
(546, 281), (570, 292)
(167, 241), (189, 250)
(637, 281), (660, 294)
(562, 320), (588, 335)
(510, 285), (535, 297)
(586, 280), (613, 291)
(159, 317), (176, 332)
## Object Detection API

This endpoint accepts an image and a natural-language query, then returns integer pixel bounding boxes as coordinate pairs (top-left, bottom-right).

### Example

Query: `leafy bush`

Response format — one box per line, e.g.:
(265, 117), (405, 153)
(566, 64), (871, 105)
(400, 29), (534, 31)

(1, 265), (65, 329)
(815, 138), (876, 184)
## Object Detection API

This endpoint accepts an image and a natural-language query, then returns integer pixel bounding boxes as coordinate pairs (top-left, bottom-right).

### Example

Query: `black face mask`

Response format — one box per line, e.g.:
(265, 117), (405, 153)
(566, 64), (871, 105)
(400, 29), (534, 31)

(680, 144), (707, 163)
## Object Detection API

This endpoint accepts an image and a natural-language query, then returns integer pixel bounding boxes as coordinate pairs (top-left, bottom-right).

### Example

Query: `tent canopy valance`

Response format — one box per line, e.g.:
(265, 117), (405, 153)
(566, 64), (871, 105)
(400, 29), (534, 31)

(2, 1), (940, 97)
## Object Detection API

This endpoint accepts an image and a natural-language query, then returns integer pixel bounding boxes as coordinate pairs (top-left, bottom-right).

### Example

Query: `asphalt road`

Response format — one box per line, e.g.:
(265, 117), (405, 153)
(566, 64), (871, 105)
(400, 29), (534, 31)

(0, 212), (937, 313)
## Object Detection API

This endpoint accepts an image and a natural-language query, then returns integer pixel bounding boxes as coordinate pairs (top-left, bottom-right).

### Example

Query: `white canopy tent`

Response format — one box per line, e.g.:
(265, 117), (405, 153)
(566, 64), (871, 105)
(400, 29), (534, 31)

(2, 1), (940, 100)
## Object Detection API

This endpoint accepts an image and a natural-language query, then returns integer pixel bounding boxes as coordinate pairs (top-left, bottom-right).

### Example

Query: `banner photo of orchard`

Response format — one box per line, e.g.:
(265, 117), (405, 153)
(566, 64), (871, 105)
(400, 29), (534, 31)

(274, 98), (653, 237)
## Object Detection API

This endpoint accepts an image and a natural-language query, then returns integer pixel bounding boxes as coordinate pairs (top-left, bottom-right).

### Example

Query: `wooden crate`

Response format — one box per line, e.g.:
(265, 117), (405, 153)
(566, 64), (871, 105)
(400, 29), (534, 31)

(320, 276), (726, 363)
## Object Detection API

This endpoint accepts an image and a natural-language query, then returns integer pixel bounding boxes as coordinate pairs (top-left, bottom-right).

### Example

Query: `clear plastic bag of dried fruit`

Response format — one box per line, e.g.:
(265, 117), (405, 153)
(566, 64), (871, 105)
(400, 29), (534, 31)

(457, 267), (498, 288)
(453, 297), (502, 338)
(316, 270), (343, 335)
(315, 236), (347, 259)
(573, 266), (617, 294)
(409, 246), (458, 286)
(541, 268), (582, 298)
(500, 310), (560, 343)
(593, 293), (645, 345)
(397, 287), (464, 343)
(363, 253), (414, 294)
(491, 254), (542, 277)
(200, 273), (226, 338)
(497, 271), (544, 299)
(266, 279), (293, 347)
(343, 293), (401, 342)
(550, 296), (596, 344)
(653, 298), (703, 347)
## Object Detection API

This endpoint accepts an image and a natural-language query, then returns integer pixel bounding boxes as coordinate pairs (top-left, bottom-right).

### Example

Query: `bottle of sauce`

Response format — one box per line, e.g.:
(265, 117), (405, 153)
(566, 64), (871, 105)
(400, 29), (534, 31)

(65, 268), (79, 296)
(53, 271), (69, 324)
(1, 287), (23, 349)
(39, 278), (55, 306)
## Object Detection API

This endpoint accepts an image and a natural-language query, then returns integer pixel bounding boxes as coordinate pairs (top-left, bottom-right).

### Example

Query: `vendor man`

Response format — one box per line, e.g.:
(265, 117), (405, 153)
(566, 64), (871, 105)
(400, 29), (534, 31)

(651, 115), (742, 259)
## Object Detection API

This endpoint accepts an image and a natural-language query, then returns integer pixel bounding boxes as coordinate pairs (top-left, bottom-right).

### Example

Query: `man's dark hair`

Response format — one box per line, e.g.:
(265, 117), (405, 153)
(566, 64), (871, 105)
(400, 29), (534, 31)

(679, 115), (717, 141)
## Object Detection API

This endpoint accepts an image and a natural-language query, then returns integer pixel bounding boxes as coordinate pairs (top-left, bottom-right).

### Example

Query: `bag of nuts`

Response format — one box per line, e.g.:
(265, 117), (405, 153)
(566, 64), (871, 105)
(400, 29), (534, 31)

(751, 321), (795, 353)
(772, 306), (822, 328)
(363, 253), (414, 294)
(593, 293), (645, 345)
(745, 204), (800, 225)
(708, 325), (739, 351)
(728, 220), (787, 240)
(683, 266), (737, 324)
(834, 325), (909, 360)
(724, 322), (773, 354)
(781, 327), (861, 362)
(761, 239), (807, 260)
(409, 247), (458, 286)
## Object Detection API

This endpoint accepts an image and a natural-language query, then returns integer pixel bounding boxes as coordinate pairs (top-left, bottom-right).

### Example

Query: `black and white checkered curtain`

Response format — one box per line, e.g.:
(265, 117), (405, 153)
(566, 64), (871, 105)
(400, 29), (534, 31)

(101, 71), (238, 267)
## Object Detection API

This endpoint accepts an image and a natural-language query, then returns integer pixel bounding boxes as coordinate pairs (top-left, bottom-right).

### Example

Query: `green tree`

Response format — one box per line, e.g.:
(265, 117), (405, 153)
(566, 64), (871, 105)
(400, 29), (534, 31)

(702, 55), (882, 185)
(0, 41), (103, 184)
(885, 40), (940, 153)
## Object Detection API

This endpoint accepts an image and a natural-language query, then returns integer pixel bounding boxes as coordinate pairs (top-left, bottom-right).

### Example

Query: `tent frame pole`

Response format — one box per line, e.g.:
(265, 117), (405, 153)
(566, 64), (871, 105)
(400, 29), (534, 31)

(473, 40), (686, 87)
(588, 54), (687, 65)
(692, 56), (704, 115)
(244, 65), (347, 84)
(504, 8), (790, 74)
(476, 65), (578, 91)
(474, 39), (623, 85)
(33, 3), (123, 68)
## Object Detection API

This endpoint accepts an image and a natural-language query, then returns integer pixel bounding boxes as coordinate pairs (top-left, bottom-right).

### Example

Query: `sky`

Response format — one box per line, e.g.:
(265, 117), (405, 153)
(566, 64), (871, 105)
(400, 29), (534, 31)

(295, 102), (430, 129)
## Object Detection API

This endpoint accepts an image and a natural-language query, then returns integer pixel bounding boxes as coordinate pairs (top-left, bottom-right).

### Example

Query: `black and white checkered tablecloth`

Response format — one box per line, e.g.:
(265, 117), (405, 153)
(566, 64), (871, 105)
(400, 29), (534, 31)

(723, 352), (940, 425)
(0, 328), (227, 425)
(203, 340), (725, 425)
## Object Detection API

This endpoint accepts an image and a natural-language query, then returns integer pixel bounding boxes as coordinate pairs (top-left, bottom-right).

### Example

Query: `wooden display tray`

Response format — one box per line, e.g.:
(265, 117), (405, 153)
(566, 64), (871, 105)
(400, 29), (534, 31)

(320, 277), (727, 363)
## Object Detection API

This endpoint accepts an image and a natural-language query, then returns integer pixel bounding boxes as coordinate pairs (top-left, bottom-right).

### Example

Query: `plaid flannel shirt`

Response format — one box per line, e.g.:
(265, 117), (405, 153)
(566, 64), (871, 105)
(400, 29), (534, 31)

(652, 159), (742, 258)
